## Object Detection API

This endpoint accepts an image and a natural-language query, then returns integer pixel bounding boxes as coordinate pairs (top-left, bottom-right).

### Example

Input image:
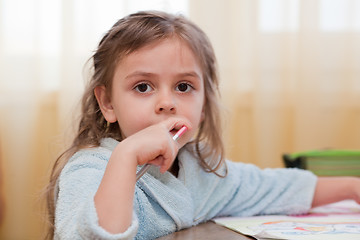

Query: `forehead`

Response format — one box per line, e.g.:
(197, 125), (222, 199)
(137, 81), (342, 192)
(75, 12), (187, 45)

(119, 36), (202, 67)
(115, 37), (204, 77)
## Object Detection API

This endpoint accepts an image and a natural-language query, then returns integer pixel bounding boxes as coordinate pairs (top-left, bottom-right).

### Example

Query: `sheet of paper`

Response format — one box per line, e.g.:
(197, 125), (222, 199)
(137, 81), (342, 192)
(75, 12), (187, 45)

(213, 200), (360, 240)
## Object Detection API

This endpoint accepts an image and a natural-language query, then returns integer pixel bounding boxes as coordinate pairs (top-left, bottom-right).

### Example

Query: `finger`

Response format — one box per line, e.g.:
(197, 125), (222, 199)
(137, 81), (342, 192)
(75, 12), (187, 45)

(159, 157), (173, 173)
(154, 156), (170, 173)
(149, 154), (175, 173)
(148, 156), (165, 166)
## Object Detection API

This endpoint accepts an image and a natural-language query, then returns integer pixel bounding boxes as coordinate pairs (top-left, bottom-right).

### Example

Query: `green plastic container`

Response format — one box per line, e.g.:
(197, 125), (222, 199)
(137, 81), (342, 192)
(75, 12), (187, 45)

(283, 150), (360, 176)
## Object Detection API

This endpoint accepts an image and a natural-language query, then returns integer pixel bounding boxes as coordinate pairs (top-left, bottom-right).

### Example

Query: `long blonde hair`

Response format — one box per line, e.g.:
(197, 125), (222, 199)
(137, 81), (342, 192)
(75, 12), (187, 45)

(45, 10), (225, 239)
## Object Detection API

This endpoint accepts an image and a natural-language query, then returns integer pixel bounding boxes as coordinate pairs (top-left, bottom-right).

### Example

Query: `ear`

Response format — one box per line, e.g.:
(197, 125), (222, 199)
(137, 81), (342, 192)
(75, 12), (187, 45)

(94, 86), (117, 123)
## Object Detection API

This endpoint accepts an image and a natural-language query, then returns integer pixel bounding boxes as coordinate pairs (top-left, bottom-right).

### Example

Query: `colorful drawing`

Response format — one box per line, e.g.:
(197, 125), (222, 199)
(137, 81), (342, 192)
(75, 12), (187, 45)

(249, 220), (360, 236)
(213, 200), (360, 240)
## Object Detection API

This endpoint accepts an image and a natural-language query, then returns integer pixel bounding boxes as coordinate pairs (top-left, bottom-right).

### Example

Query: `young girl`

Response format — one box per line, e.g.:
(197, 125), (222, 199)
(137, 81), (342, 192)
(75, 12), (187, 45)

(46, 10), (360, 239)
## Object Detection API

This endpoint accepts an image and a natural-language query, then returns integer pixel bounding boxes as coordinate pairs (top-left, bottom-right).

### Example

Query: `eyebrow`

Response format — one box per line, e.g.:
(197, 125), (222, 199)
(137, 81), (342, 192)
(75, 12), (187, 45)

(125, 71), (155, 80)
(125, 71), (202, 80)
(176, 71), (202, 80)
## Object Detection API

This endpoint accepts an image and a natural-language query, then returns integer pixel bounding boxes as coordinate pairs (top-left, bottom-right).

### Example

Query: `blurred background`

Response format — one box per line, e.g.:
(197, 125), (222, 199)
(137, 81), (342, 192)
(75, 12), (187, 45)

(0, 0), (359, 239)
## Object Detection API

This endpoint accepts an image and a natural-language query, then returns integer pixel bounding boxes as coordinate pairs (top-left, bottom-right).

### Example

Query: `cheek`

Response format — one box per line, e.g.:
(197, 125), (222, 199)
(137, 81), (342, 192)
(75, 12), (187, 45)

(116, 102), (152, 137)
(186, 107), (205, 141)
(196, 94), (206, 122)
(189, 102), (205, 127)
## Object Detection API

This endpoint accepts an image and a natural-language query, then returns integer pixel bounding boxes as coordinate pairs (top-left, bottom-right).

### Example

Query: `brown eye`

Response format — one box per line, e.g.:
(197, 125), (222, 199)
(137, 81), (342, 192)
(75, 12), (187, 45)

(135, 83), (152, 93)
(176, 83), (192, 92)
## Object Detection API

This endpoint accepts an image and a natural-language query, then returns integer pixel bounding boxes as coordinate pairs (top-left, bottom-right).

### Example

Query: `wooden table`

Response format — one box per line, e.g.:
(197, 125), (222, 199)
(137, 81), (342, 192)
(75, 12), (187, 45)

(157, 221), (253, 240)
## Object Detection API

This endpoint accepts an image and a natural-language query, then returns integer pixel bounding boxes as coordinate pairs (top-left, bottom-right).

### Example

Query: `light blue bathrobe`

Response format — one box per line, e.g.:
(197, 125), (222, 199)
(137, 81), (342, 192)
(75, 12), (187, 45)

(54, 138), (317, 239)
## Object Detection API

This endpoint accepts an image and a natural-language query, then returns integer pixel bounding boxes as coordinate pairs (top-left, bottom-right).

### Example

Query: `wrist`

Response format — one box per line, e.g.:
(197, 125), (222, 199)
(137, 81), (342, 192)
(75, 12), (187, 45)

(111, 140), (138, 174)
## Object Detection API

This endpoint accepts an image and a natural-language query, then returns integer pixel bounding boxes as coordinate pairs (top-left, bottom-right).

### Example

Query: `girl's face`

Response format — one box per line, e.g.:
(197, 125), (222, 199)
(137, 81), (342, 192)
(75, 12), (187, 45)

(98, 37), (205, 140)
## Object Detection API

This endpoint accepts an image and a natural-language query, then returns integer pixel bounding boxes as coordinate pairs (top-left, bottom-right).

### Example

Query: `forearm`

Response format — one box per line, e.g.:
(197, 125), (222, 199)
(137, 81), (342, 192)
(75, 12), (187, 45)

(94, 145), (137, 234)
(93, 119), (187, 234)
(312, 176), (360, 207)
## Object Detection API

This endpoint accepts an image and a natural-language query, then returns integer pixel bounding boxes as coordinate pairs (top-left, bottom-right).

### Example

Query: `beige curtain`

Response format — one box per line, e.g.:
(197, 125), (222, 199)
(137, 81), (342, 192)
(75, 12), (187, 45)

(0, 0), (188, 238)
(1, 0), (359, 238)
(190, 0), (360, 168)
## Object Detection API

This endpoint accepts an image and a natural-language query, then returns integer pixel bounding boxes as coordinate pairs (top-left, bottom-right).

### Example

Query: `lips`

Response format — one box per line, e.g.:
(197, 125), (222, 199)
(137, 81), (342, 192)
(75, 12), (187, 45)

(170, 127), (179, 135)
(170, 125), (184, 137)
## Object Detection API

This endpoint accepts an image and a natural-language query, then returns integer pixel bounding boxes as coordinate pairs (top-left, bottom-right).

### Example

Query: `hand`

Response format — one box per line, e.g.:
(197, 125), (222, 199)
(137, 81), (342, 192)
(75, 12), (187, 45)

(119, 117), (191, 173)
(95, 117), (191, 233)
(353, 177), (360, 204)
(313, 177), (360, 207)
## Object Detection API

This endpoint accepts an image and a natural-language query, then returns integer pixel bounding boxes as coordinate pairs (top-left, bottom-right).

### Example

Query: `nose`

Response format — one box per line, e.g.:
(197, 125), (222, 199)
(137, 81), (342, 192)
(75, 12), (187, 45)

(155, 90), (176, 114)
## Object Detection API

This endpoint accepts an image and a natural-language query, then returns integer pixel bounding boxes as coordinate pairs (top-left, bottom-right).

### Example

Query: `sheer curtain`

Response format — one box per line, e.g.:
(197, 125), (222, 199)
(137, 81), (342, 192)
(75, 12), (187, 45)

(190, 0), (360, 168)
(1, 0), (360, 238)
(0, 0), (188, 238)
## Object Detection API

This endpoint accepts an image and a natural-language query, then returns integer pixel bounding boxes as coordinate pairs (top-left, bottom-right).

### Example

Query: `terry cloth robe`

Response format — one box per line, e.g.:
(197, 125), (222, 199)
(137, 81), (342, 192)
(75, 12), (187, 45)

(54, 138), (317, 240)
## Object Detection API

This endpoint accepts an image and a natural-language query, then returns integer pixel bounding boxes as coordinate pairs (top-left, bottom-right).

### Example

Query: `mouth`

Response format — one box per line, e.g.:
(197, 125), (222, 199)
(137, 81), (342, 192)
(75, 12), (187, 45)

(170, 127), (180, 135)
(171, 125), (188, 140)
